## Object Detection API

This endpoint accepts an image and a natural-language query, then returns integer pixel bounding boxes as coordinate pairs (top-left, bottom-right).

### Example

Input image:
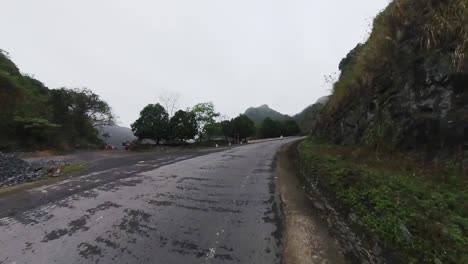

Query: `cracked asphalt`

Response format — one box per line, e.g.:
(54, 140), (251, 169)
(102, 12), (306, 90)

(0, 138), (298, 264)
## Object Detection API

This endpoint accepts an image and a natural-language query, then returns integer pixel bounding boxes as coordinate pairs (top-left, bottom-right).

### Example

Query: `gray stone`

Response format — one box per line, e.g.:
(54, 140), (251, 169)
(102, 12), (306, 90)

(0, 152), (44, 187)
(313, 201), (325, 210)
(399, 224), (413, 243)
(348, 212), (358, 222)
(372, 244), (383, 255)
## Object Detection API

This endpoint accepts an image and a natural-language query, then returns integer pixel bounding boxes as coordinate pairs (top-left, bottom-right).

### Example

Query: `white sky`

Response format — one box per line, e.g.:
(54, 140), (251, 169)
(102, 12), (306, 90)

(1, 0), (389, 127)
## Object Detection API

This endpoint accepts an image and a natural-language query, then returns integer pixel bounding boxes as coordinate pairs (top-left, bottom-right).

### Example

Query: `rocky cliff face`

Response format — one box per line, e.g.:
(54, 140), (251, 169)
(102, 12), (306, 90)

(315, 0), (467, 158)
(318, 54), (467, 155)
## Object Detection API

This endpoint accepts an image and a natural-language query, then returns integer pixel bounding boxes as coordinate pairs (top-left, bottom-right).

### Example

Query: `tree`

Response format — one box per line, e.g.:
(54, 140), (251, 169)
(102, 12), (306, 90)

(169, 109), (198, 142)
(158, 90), (180, 117)
(231, 114), (255, 140)
(0, 52), (115, 150)
(281, 120), (301, 136)
(13, 116), (61, 145)
(131, 103), (169, 145)
(191, 102), (220, 142)
(50, 88), (114, 128)
(205, 122), (223, 141)
(221, 120), (234, 141)
(260, 117), (281, 138)
(48, 88), (115, 146)
(258, 118), (300, 138)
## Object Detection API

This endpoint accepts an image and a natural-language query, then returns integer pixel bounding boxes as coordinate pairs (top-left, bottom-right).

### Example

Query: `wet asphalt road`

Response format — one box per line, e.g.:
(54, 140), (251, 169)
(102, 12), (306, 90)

(0, 138), (298, 264)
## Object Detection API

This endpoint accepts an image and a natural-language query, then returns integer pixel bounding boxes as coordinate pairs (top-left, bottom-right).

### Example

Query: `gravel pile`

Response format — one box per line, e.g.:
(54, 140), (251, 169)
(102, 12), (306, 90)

(0, 152), (43, 187)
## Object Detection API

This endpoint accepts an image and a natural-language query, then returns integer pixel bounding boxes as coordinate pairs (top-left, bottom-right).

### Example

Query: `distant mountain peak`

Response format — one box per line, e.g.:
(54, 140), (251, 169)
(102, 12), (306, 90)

(244, 104), (291, 124)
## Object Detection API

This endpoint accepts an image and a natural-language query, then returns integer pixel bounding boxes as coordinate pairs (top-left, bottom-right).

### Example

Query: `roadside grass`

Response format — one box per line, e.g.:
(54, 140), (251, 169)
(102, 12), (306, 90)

(298, 137), (468, 263)
(61, 164), (89, 174)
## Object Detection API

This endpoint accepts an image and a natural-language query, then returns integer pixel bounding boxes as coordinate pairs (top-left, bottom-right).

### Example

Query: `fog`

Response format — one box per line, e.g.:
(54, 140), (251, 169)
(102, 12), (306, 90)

(1, 0), (389, 126)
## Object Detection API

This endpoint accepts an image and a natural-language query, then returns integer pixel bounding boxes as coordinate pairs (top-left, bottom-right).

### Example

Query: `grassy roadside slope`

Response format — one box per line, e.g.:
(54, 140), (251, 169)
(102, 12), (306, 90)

(297, 137), (467, 263)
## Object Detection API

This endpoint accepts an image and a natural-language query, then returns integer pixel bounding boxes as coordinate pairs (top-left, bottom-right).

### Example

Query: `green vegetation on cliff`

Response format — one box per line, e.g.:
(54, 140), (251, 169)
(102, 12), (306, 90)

(328, 0), (467, 113)
(0, 52), (114, 150)
(317, 0), (467, 155)
(297, 1), (468, 262)
(298, 137), (467, 263)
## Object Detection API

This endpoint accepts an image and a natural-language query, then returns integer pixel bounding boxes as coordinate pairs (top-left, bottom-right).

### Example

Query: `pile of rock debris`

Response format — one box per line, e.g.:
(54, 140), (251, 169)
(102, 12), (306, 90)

(0, 152), (43, 187)
(0, 152), (72, 187)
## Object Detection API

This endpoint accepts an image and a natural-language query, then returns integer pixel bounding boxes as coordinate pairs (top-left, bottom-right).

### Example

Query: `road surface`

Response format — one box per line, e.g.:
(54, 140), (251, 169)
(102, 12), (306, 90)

(0, 138), (299, 264)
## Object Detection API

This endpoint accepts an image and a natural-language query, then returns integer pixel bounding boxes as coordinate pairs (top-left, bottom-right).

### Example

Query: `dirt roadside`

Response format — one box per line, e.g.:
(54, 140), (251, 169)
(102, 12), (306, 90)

(276, 141), (346, 264)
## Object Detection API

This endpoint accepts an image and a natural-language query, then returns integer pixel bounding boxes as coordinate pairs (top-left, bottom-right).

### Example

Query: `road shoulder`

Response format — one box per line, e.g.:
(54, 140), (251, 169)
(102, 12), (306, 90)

(276, 141), (346, 264)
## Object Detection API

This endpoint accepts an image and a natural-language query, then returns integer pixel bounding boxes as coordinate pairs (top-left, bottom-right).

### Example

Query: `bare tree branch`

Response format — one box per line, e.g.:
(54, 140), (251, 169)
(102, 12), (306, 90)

(158, 90), (180, 117)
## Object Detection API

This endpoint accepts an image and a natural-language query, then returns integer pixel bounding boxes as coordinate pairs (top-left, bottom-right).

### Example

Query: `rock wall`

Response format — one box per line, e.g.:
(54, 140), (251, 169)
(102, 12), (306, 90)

(314, 0), (467, 158)
(316, 52), (467, 157)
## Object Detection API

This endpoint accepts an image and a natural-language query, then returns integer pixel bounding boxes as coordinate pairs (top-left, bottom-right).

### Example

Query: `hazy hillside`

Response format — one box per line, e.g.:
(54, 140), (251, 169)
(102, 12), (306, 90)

(244, 104), (291, 124)
(294, 96), (329, 133)
(99, 125), (136, 149)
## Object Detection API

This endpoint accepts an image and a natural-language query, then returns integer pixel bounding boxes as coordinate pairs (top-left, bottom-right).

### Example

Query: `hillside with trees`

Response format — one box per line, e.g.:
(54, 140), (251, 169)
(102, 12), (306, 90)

(298, 0), (467, 262)
(0, 51), (114, 150)
(293, 96), (329, 133)
(244, 104), (292, 124)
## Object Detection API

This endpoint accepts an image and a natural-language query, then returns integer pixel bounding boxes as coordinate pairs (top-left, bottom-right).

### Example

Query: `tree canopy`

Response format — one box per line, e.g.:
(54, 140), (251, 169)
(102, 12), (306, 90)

(191, 102), (220, 142)
(259, 118), (300, 138)
(220, 114), (256, 141)
(0, 52), (114, 150)
(131, 103), (169, 145)
(231, 114), (256, 140)
(169, 109), (198, 142)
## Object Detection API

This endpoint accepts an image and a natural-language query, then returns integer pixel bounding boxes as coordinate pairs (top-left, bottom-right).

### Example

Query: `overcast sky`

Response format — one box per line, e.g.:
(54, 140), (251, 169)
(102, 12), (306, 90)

(2, 0), (389, 127)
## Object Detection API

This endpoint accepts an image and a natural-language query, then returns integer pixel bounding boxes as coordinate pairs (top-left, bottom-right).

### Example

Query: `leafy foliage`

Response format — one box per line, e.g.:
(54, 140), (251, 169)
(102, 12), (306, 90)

(191, 102), (220, 142)
(131, 103), (169, 145)
(231, 114), (256, 140)
(219, 115), (255, 141)
(259, 118), (300, 138)
(169, 110), (198, 142)
(0, 53), (114, 150)
(204, 122), (223, 141)
(259, 118), (281, 138)
(49, 88), (114, 145)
